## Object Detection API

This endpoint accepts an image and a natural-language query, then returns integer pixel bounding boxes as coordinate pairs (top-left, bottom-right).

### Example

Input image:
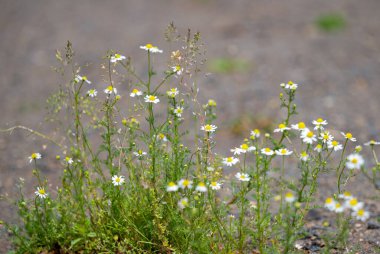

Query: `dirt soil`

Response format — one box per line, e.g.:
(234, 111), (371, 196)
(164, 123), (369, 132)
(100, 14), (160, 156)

(1, 0), (380, 253)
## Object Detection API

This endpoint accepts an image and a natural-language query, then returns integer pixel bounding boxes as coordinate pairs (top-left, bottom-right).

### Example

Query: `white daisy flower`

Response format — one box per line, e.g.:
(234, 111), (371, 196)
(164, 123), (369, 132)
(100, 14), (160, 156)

(346, 153), (364, 169)
(133, 150), (147, 157)
(274, 123), (291, 133)
(300, 129), (317, 144)
(178, 179), (193, 189)
(130, 88), (143, 97)
(314, 144), (323, 153)
(239, 143), (256, 153)
(87, 89), (98, 98)
(28, 153), (41, 163)
(327, 140), (343, 151)
(324, 197), (336, 211)
(345, 198), (364, 211)
(75, 75), (92, 84)
(364, 140), (380, 146)
(352, 209), (370, 222)
(261, 148), (274, 156)
(275, 148), (293, 156)
(312, 118), (328, 130)
(285, 192), (296, 203)
(65, 157), (73, 165)
(166, 182), (179, 192)
(112, 175), (125, 186)
(178, 197), (189, 209)
(319, 131), (333, 143)
(172, 65), (183, 75)
(230, 147), (242, 155)
(195, 182), (207, 192)
(201, 124), (217, 133)
(144, 95), (160, 104)
(235, 172), (250, 182)
(334, 202), (345, 213)
(250, 129), (261, 138)
(174, 106), (184, 117)
(167, 88), (179, 98)
(110, 53), (126, 63)
(157, 133), (168, 142)
(140, 43), (163, 53)
(291, 122), (307, 131)
(222, 157), (239, 166)
(104, 85), (117, 95)
(280, 81), (298, 90)
(338, 191), (353, 200)
(300, 151), (309, 161)
(35, 187), (48, 199)
(341, 132), (356, 142)
(209, 181), (222, 190)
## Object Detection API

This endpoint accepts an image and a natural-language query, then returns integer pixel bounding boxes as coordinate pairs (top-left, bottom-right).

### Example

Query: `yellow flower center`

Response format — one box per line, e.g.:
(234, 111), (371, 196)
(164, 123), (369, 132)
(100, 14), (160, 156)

(323, 134), (329, 140)
(132, 89), (139, 94)
(325, 197), (333, 204)
(82, 76), (88, 81)
(204, 125), (213, 131)
(316, 118), (324, 123)
(288, 81), (293, 85)
(198, 182), (206, 187)
(331, 141), (338, 146)
(168, 182), (176, 187)
(351, 158), (358, 164)
(115, 177), (121, 183)
(301, 151), (307, 157)
(227, 157), (233, 162)
(346, 133), (353, 139)
(307, 131), (314, 138)
(148, 95), (156, 101)
(38, 189), (46, 195)
(183, 180), (190, 187)
(357, 209), (364, 216)
(31, 153), (37, 159)
(146, 44), (153, 49)
(349, 198), (358, 206)
(281, 149), (287, 155)
(107, 85), (113, 91)
(241, 144), (249, 150)
(285, 192), (294, 198)
(211, 182), (217, 187)
(335, 203), (341, 208)
(298, 122), (306, 129)
(240, 175), (246, 180)
(343, 191), (351, 197)
(279, 123), (286, 129)
(115, 54), (121, 58)
(265, 148), (271, 153)
(316, 144), (322, 149)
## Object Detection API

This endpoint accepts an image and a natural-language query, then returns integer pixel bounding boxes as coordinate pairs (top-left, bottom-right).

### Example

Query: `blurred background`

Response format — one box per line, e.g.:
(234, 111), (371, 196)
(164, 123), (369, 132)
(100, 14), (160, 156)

(1, 0), (380, 251)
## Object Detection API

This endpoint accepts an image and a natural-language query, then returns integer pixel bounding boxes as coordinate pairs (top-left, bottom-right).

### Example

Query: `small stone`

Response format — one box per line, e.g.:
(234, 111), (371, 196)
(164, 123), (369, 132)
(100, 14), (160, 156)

(367, 221), (380, 230)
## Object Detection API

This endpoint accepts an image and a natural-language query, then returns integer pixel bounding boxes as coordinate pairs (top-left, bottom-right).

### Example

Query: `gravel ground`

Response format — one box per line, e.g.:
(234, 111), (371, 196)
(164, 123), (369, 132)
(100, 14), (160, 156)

(1, 0), (380, 252)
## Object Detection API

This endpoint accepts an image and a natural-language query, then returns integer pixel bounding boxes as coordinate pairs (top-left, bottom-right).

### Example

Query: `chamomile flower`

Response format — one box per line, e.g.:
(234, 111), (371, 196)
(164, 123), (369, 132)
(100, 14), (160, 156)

(291, 122), (307, 131)
(314, 144), (323, 153)
(320, 131), (333, 143)
(178, 179), (193, 189)
(274, 123), (291, 133)
(301, 129), (317, 144)
(250, 129), (261, 138)
(28, 153), (41, 163)
(345, 198), (364, 211)
(87, 89), (98, 98)
(133, 150), (147, 157)
(172, 65), (183, 75)
(324, 197), (336, 211)
(261, 148), (274, 156)
(355, 145), (362, 152)
(201, 124), (217, 133)
(65, 157), (73, 165)
(144, 95), (160, 104)
(285, 192), (296, 203)
(280, 81), (298, 90)
(235, 172), (250, 182)
(300, 151), (309, 161)
(140, 43), (163, 53)
(208, 99), (217, 107)
(352, 209), (370, 222)
(167, 88), (179, 98)
(341, 132), (356, 142)
(104, 85), (117, 95)
(334, 202), (345, 213)
(74, 75), (91, 84)
(174, 106), (184, 117)
(338, 191), (353, 200)
(222, 157), (239, 166)
(238, 143), (256, 153)
(195, 182), (207, 192)
(345, 153), (364, 169)
(178, 197), (189, 209)
(167, 182), (179, 192)
(130, 88), (142, 97)
(312, 118), (328, 130)
(327, 140), (343, 151)
(157, 133), (168, 142)
(35, 187), (48, 199)
(275, 148), (293, 156)
(110, 53), (126, 63)
(112, 175), (125, 186)
(364, 140), (380, 146)
(210, 181), (222, 190)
